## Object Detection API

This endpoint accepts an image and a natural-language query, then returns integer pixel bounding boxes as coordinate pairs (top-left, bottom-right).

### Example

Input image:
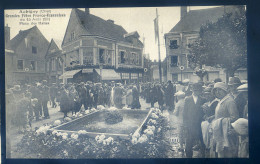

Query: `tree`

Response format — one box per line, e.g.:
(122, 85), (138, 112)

(188, 8), (247, 82)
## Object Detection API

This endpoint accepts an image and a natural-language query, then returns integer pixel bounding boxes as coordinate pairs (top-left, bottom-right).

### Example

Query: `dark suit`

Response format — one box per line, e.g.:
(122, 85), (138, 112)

(183, 95), (206, 158)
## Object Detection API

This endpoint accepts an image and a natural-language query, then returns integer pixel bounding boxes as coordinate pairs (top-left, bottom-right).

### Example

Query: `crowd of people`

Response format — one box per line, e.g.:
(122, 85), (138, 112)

(5, 80), (142, 131)
(5, 76), (248, 158)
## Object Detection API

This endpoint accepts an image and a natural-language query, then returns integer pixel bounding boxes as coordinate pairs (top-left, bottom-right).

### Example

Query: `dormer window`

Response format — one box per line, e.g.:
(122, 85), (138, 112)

(32, 46), (37, 54)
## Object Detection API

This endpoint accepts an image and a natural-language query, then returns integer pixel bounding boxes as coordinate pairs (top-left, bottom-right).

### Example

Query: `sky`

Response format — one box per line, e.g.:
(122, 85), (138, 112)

(5, 6), (218, 61)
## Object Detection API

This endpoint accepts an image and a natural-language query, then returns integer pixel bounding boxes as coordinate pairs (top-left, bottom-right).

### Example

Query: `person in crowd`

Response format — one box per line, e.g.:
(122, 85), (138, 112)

(182, 79), (192, 97)
(126, 85), (133, 108)
(231, 118), (248, 158)
(77, 82), (88, 110)
(131, 85), (141, 109)
(228, 77), (246, 118)
(201, 86), (218, 158)
(145, 83), (152, 104)
(86, 82), (94, 109)
(31, 98), (41, 122)
(29, 82), (42, 119)
(97, 83), (105, 106)
(173, 91), (186, 151)
(237, 84), (248, 119)
(202, 86), (219, 122)
(156, 84), (165, 110)
(59, 86), (71, 118)
(49, 83), (58, 108)
(211, 82), (239, 158)
(104, 83), (111, 107)
(68, 84), (80, 115)
(113, 83), (124, 109)
(41, 80), (50, 119)
(165, 80), (176, 112)
(183, 83), (206, 158)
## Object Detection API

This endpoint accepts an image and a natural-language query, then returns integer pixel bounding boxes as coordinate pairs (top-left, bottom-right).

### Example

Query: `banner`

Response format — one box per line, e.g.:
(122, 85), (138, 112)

(154, 17), (158, 43)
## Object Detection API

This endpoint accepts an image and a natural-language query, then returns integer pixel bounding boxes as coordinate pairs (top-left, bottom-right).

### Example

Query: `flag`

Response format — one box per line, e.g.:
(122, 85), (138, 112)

(154, 17), (159, 43)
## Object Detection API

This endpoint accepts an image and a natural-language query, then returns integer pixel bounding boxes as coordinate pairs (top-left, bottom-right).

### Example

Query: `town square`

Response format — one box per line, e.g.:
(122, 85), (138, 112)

(4, 6), (248, 158)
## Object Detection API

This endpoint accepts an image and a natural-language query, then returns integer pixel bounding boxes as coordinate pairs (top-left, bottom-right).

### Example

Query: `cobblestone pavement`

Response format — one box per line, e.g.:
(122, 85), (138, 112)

(8, 99), (183, 158)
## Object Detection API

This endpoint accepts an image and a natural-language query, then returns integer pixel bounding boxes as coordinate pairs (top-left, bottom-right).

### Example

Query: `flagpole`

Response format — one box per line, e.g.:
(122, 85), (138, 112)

(156, 8), (162, 83)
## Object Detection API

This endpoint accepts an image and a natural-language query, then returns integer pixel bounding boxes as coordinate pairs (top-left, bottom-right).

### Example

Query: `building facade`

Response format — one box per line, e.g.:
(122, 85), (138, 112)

(45, 39), (64, 84)
(5, 26), (49, 87)
(60, 8), (144, 84)
(164, 6), (247, 83)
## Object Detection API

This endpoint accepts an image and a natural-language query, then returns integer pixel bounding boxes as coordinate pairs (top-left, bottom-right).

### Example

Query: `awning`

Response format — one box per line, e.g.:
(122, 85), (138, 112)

(59, 69), (81, 79)
(82, 69), (93, 73)
(95, 69), (121, 80)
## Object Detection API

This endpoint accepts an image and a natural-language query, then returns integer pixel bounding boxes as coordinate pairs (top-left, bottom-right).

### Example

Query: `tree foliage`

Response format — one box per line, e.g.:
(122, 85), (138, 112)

(188, 8), (247, 81)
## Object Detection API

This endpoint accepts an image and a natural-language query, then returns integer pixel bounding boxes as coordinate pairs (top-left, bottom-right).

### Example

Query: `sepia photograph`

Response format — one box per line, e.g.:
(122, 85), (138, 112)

(4, 6), (248, 159)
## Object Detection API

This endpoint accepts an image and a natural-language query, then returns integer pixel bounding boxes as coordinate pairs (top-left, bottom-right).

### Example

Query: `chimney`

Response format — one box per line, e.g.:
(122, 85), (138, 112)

(107, 19), (114, 24)
(181, 6), (188, 19)
(5, 24), (10, 44)
(85, 8), (89, 15)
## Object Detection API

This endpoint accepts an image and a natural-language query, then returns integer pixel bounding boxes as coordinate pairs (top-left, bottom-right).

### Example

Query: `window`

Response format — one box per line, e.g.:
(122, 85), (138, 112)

(58, 57), (63, 69)
(170, 56), (178, 67)
(32, 46), (37, 54)
(170, 40), (178, 49)
(131, 53), (136, 65)
(17, 60), (24, 70)
(83, 48), (93, 65)
(99, 48), (105, 64)
(51, 58), (56, 71)
(120, 51), (125, 64)
(71, 31), (75, 41)
(30, 61), (36, 71)
(47, 61), (49, 72)
(106, 50), (112, 65)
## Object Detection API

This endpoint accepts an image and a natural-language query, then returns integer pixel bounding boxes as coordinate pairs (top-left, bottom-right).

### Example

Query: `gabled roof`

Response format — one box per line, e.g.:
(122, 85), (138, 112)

(6, 26), (49, 50)
(46, 39), (62, 57)
(169, 6), (240, 33)
(7, 26), (35, 50)
(74, 8), (142, 46)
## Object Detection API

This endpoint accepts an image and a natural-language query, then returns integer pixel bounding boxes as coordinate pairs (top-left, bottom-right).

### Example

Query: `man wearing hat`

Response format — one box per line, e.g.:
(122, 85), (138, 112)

(212, 82), (239, 157)
(183, 82), (207, 158)
(165, 80), (176, 112)
(228, 77), (246, 118)
(49, 83), (58, 108)
(40, 80), (50, 119)
(173, 91), (186, 151)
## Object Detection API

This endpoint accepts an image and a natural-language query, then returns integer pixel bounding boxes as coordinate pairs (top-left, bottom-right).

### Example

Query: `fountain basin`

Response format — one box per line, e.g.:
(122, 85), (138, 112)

(51, 109), (152, 139)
